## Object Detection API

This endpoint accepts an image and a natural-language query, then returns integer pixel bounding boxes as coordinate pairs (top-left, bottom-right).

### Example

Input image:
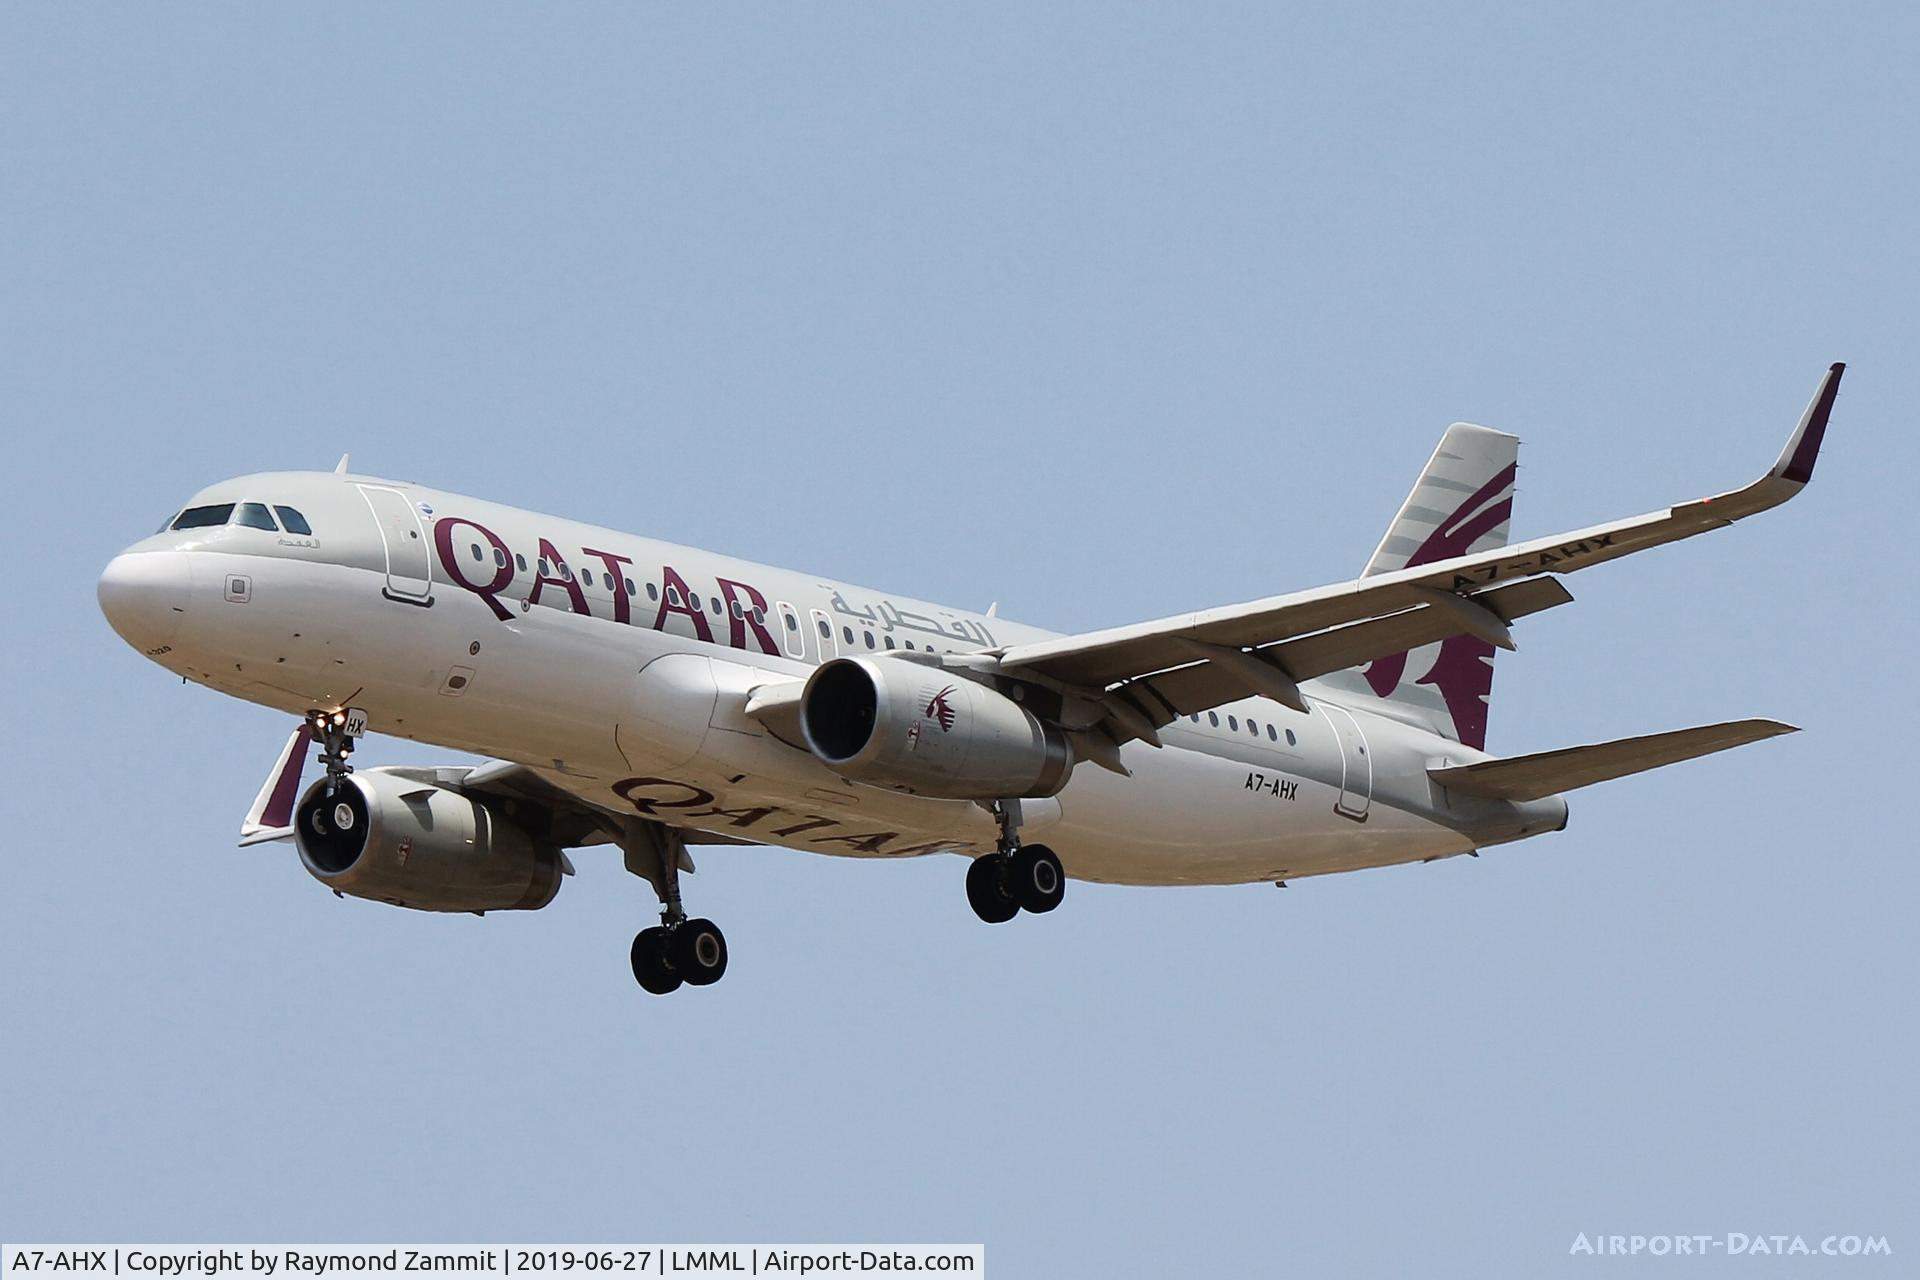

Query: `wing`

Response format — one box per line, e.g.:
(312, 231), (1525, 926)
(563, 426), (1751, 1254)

(985, 364), (1842, 744)
(383, 760), (762, 848)
(239, 735), (756, 851)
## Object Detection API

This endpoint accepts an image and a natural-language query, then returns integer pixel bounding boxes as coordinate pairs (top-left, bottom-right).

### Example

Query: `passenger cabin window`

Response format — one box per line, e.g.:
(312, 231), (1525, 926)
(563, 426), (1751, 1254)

(1267, 725), (1278, 742)
(273, 506), (312, 536)
(647, 582), (659, 601)
(172, 504), (235, 530)
(515, 554), (527, 572)
(1208, 712), (1220, 727)
(236, 503), (278, 531)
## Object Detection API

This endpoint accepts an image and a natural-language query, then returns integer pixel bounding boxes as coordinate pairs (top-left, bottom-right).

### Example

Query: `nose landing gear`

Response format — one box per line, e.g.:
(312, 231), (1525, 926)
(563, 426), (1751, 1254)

(966, 799), (1066, 924)
(306, 706), (367, 793)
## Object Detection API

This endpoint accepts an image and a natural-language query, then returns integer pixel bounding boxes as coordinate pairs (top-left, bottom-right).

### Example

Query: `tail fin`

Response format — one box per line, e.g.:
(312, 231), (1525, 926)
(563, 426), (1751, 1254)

(1348, 424), (1519, 750)
(1363, 423), (1519, 576)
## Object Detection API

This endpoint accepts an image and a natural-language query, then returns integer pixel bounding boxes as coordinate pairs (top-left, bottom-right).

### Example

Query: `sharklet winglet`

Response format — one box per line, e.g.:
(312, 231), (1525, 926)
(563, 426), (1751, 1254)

(239, 723), (312, 845)
(1772, 362), (1844, 485)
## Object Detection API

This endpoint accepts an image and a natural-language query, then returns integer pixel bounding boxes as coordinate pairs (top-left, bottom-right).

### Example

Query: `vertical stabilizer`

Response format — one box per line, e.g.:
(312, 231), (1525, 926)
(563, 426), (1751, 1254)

(1341, 424), (1519, 750)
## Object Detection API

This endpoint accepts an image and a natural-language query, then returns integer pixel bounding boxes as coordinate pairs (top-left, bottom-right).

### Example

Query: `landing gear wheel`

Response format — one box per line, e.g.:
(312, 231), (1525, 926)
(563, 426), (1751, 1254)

(630, 927), (682, 995)
(671, 918), (729, 986)
(1010, 844), (1066, 914)
(966, 854), (1020, 924)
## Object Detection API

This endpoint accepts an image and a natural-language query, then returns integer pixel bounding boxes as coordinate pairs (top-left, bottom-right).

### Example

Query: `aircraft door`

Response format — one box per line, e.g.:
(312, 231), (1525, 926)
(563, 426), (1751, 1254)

(356, 484), (433, 603)
(1321, 703), (1373, 821)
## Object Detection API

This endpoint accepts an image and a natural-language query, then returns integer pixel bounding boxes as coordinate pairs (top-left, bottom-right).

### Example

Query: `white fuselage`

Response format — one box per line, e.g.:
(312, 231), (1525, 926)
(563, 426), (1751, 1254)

(100, 469), (1566, 887)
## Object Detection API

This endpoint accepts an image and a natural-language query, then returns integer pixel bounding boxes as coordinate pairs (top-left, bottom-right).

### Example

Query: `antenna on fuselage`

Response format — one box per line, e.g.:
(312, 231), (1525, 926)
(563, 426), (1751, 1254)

(334, 453), (350, 475)
(986, 602), (999, 617)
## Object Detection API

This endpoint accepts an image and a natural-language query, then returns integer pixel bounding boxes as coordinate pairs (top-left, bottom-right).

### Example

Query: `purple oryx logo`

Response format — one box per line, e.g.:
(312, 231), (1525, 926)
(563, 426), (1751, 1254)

(925, 685), (958, 733)
(1362, 462), (1516, 750)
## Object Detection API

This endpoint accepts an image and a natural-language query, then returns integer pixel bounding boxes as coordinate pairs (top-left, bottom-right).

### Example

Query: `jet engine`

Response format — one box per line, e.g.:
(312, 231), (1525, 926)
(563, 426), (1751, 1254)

(294, 770), (563, 913)
(799, 658), (1074, 799)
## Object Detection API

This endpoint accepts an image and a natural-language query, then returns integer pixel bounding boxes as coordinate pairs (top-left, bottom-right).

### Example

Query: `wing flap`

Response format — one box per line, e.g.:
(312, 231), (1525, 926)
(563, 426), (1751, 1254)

(1131, 576), (1572, 722)
(1429, 719), (1797, 802)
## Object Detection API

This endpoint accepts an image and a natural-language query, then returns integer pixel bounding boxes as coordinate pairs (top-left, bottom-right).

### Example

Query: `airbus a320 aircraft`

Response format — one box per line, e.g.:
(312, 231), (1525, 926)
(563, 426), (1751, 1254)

(98, 366), (1843, 993)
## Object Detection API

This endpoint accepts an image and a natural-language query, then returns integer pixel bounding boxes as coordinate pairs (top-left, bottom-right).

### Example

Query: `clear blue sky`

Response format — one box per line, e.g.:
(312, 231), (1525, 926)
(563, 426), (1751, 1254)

(4, 4), (1913, 1276)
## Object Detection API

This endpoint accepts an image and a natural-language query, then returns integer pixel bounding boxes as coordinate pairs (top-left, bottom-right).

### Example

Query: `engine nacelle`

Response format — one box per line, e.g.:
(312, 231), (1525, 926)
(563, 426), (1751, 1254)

(295, 770), (562, 913)
(799, 658), (1074, 799)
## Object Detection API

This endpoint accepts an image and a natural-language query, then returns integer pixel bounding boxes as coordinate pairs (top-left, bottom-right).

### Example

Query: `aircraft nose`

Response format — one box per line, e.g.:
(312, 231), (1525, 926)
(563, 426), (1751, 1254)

(98, 551), (192, 652)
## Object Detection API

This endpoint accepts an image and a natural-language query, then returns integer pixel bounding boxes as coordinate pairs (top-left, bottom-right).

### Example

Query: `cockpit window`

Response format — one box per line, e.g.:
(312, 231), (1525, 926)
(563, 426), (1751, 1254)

(172, 504), (235, 530)
(274, 506), (313, 536)
(156, 513), (180, 534)
(236, 502), (279, 531)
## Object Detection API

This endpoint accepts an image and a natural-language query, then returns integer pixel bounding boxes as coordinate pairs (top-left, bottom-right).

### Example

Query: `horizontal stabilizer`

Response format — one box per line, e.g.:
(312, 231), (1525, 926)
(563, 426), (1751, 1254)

(1430, 719), (1797, 802)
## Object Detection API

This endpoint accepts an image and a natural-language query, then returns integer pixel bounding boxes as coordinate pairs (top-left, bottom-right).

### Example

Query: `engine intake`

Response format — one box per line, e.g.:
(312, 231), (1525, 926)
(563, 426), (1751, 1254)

(800, 657), (1073, 799)
(295, 770), (562, 913)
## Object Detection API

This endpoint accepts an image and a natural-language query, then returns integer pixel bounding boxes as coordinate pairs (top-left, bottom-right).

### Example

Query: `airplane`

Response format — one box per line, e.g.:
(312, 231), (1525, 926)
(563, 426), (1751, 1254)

(97, 364), (1844, 994)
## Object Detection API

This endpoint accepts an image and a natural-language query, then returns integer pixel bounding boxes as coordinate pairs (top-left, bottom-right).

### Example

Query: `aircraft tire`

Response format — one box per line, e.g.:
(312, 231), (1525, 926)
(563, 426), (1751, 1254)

(672, 918), (729, 986)
(631, 927), (682, 995)
(966, 854), (1020, 924)
(1010, 844), (1066, 914)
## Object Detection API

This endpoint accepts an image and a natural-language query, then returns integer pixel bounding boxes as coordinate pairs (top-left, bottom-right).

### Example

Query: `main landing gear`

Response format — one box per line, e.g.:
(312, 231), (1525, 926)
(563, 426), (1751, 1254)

(965, 799), (1065, 924)
(618, 819), (728, 995)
